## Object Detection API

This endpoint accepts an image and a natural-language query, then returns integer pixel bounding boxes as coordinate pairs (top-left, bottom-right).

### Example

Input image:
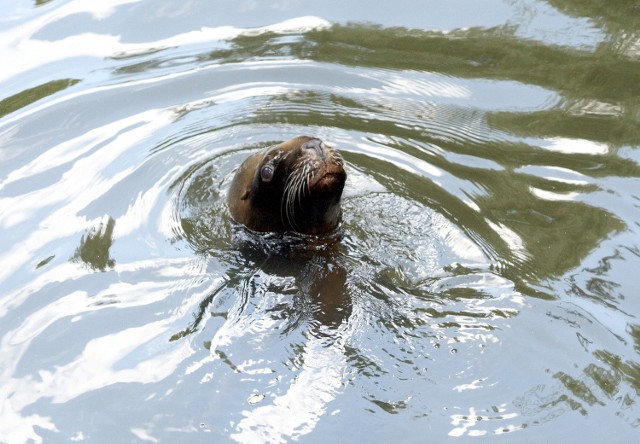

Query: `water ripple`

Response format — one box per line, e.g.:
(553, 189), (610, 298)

(1, 6), (639, 444)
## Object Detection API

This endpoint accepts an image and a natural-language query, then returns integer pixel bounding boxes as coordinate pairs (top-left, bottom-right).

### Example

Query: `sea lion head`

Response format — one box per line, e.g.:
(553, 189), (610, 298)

(228, 136), (346, 235)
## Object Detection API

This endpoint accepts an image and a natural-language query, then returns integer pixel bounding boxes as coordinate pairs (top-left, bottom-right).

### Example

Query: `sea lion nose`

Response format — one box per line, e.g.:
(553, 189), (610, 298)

(303, 139), (326, 161)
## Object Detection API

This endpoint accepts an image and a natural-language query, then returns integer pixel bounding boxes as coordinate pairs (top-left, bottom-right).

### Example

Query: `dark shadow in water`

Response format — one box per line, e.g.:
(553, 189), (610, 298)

(203, 21), (640, 146)
(35, 254), (56, 270)
(549, 0), (640, 37)
(248, 244), (351, 344)
(171, 225), (352, 343)
(239, 233), (352, 331)
(512, 332), (640, 425)
(70, 217), (116, 272)
(310, 26), (638, 146)
(0, 79), (79, 118)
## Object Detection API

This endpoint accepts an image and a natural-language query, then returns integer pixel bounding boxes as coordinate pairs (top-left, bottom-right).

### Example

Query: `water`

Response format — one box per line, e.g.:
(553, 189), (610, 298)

(1, 1), (640, 442)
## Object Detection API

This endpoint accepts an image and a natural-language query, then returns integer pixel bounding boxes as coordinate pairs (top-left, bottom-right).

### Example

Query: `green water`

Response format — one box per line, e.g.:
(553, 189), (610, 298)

(1, 1), (639, 443)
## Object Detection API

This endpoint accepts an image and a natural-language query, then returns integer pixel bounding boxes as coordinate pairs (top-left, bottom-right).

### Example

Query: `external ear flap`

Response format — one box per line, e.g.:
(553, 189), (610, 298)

(240, 189), (250, 200)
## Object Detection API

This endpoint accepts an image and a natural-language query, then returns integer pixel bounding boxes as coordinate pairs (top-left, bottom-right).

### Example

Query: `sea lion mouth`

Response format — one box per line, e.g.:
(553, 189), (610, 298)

(281, 158), (346, 232)
(309, 166), (346, 190)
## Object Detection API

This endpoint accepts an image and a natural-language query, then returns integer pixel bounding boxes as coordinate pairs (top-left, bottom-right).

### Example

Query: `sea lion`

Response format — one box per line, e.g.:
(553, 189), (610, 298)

(228, 136), (346, 235)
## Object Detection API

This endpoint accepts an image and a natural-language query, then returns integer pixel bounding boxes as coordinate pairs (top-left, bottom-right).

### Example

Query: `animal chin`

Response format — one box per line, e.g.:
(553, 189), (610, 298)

(310, 165), (346, 190)
(315, 173), (342, 188)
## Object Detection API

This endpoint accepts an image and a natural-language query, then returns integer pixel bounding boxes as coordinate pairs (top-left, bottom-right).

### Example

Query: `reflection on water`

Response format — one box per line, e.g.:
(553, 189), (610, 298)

(71, 216), (116, 271)
(0, 79), (79, 118)
(1, 1), (640, 443)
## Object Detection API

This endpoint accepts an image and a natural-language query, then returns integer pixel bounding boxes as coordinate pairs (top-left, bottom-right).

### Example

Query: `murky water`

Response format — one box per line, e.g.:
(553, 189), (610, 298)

(1, 1), (640, 443)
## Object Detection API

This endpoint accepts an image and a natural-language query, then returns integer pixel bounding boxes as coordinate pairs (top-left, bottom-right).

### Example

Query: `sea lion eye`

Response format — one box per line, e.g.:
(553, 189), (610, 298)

(260, 165), (274, 182)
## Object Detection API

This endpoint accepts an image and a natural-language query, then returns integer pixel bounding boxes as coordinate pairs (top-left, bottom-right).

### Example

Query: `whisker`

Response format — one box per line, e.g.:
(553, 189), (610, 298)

(278, 152), (341, 231)
(283, 168), (303, 231)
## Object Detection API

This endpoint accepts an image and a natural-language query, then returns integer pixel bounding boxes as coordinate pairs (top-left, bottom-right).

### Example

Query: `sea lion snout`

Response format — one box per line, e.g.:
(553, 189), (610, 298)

(303, 138), (327, 161)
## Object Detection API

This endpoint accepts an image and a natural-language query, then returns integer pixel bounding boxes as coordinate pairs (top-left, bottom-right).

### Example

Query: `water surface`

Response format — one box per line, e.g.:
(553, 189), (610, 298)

(1, 1), (640, 443)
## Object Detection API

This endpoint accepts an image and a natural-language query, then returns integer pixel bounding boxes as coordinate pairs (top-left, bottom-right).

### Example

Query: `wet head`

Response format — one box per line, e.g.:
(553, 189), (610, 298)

(227, 136), (347, 235)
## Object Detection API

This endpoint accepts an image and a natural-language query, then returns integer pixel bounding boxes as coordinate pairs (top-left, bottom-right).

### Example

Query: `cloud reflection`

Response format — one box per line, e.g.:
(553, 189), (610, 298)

(1, 9), (329, 85)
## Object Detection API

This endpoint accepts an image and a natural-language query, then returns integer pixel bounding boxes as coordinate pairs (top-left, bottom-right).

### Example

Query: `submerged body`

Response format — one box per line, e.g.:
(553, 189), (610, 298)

(227, 136), (346, 235)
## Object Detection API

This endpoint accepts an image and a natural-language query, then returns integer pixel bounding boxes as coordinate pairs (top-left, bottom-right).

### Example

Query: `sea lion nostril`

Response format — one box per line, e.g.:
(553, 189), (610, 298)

(303, 139), (326, 160)
(303, 139), (322, 150)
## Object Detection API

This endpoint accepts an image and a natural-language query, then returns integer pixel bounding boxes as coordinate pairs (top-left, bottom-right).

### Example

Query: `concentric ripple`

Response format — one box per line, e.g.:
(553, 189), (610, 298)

(1, 4), (640, 444)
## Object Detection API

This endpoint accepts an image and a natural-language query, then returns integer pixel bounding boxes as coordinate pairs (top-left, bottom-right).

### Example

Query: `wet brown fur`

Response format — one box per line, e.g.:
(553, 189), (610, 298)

(227, 136), (346, 234)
